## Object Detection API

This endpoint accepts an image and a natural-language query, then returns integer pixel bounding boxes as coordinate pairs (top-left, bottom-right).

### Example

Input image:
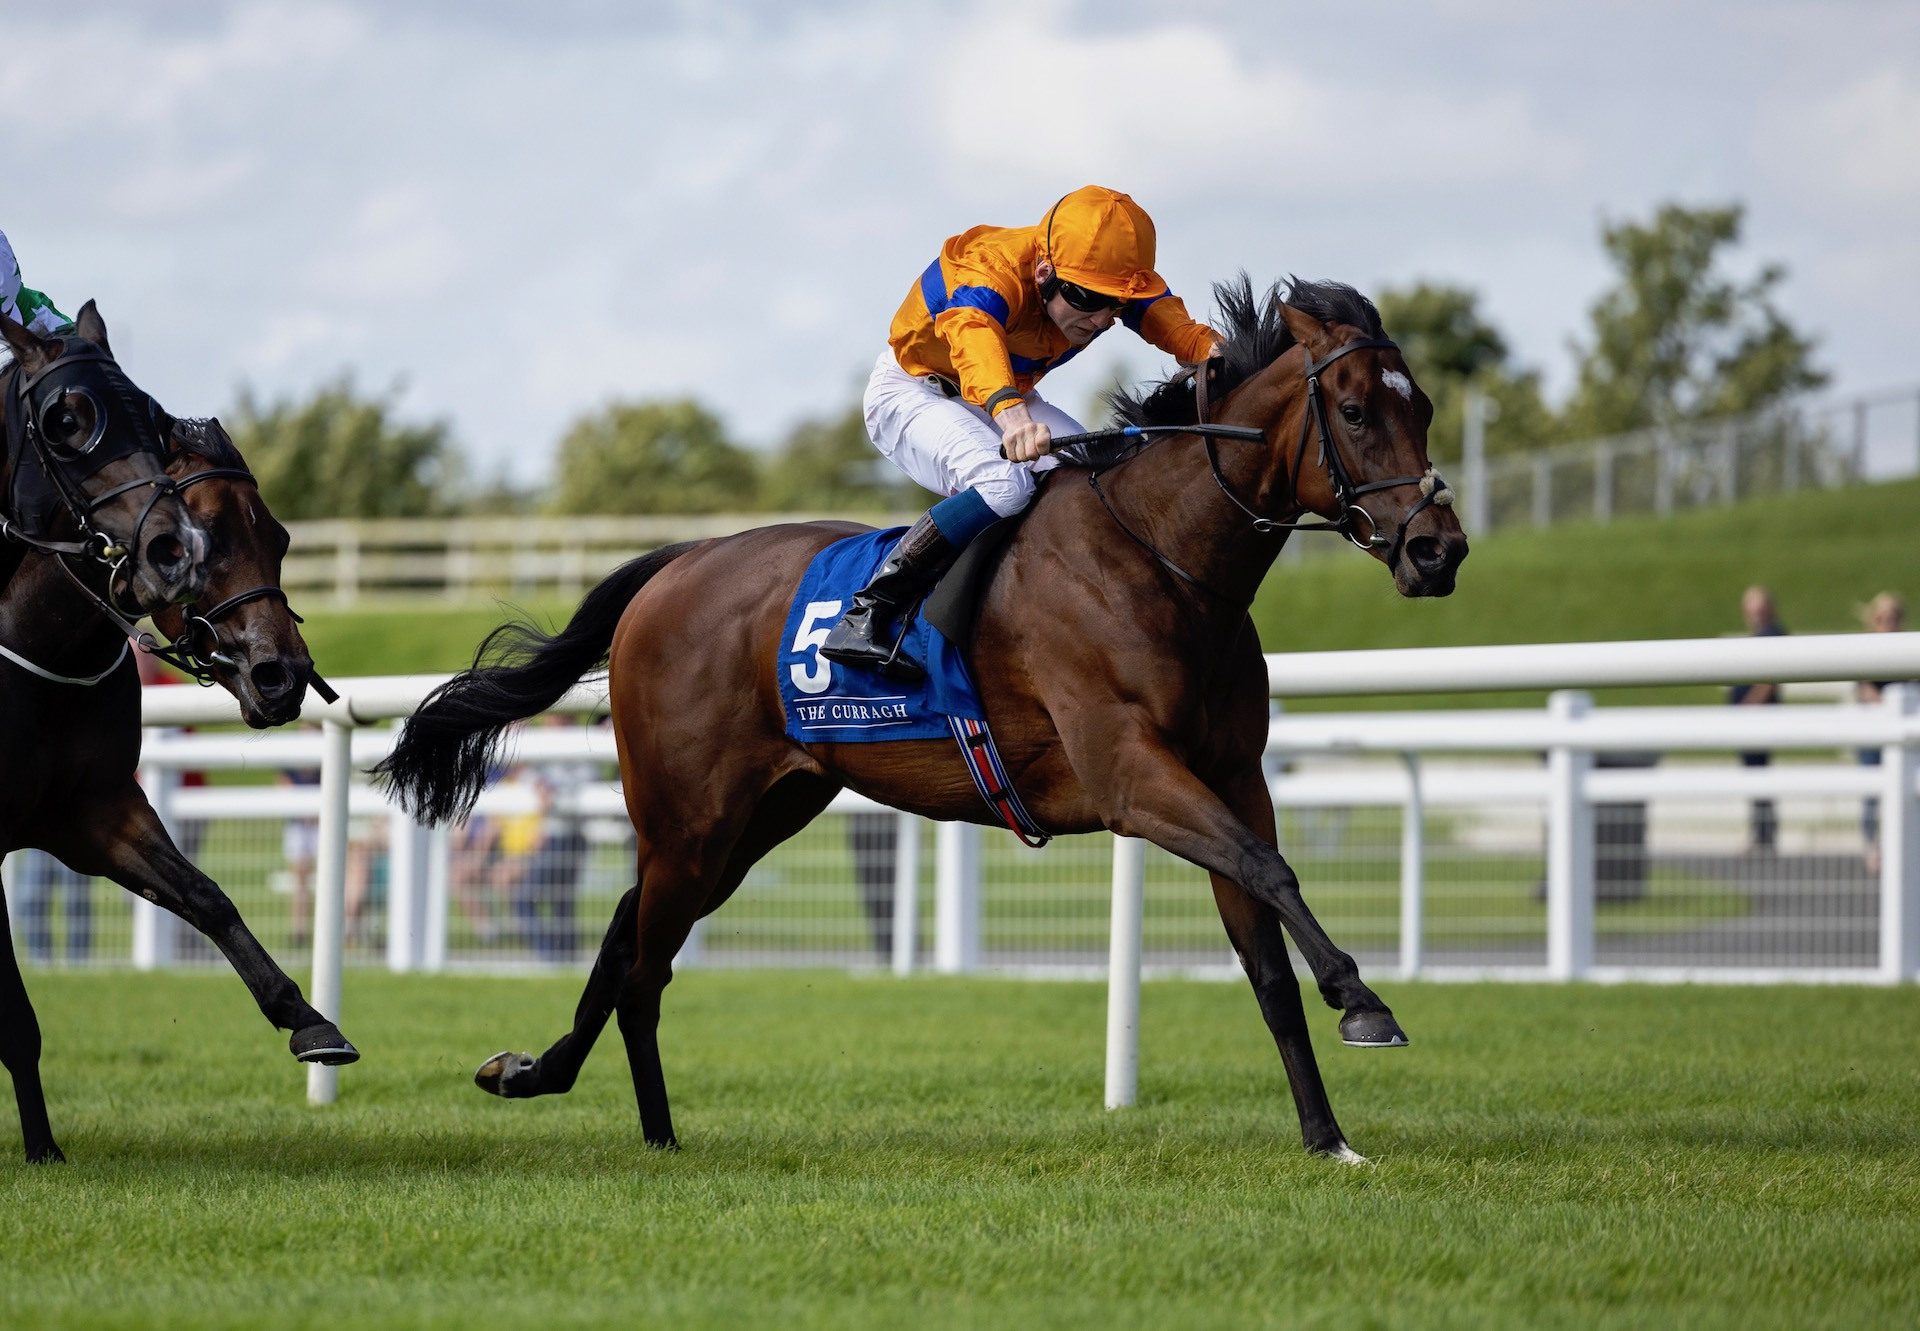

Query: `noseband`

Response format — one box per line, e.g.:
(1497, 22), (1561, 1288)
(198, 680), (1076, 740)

(65, 447), (339, 704)
(1201, 337), (1454, 570)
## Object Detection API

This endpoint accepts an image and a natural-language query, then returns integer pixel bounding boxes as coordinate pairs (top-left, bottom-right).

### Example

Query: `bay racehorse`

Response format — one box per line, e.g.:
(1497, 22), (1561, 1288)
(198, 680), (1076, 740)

(378, 277), (1468, 1161)
(0, 339), (356, 1163)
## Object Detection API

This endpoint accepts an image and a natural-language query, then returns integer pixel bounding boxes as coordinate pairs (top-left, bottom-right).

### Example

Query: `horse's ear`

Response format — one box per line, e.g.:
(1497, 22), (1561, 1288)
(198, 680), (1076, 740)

(0, 310), (61, 373)
(72, 299), (111, 356)
(1277, 301), (1332, 356)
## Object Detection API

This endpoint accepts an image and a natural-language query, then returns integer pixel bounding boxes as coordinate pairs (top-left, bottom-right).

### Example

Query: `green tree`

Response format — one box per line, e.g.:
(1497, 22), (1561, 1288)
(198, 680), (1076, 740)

(225, 374), (457, 519)
(1374, 282), (1553, 461)
(1560, 202), (1827, 438)
(546, 398), (758, 514)
(759, 403), (934, 512)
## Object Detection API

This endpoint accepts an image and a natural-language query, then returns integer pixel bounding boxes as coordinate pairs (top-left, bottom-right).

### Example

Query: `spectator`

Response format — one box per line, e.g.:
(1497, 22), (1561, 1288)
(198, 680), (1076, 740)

(280, 769), (320, 949)
(1855, 592), (1906, 877)
(511, 716), (595, 963)
(15, 850), (90, 964)
(137, 648), (213, 960)
(1727, 585), (1786, 853)
(449, 807), (505, 948)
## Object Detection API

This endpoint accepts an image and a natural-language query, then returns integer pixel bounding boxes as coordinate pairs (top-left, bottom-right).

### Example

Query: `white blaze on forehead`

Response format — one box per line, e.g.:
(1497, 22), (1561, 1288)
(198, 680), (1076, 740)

(1382, 369), (1413, 400)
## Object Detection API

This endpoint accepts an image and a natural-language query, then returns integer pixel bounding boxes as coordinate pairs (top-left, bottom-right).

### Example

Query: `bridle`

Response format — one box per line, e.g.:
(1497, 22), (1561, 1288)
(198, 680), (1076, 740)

(2, 375), (339, 700)
(2, 344), (187, 600)
(90, 439), (339, 703)
(1088, 337), (1454, 600)
(1204, 337), (1453, 565)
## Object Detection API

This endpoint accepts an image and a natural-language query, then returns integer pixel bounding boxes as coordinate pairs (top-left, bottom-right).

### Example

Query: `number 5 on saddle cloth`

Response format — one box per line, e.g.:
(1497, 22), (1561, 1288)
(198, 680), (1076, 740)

(777, 526), (1049, 847)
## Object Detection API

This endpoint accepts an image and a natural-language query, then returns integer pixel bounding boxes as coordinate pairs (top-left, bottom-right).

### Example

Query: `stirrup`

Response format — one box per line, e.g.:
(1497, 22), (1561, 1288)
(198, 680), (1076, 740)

(874, 606), (926, 680)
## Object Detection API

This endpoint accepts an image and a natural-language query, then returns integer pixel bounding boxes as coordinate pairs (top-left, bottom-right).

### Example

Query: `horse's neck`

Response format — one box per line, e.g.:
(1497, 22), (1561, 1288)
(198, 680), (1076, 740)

(0, 551), (129, 678)
(1107, 373), (1305, 611)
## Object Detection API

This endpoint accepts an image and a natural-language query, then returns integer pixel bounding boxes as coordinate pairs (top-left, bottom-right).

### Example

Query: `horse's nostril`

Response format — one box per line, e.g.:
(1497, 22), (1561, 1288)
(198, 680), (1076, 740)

(146, 532), (187, 575)
(251, 659), (293, 699)
(1407, 536), (1446, 571)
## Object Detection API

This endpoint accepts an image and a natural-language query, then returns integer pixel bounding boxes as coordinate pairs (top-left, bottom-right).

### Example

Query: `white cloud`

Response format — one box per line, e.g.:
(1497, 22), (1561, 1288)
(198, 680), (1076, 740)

(0, 1), (1912, 488)
(1763, 67), (1920, 215)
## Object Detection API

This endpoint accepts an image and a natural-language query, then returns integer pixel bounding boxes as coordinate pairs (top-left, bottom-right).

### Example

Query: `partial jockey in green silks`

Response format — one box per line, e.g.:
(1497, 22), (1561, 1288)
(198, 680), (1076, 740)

(0, 229), (72, 337)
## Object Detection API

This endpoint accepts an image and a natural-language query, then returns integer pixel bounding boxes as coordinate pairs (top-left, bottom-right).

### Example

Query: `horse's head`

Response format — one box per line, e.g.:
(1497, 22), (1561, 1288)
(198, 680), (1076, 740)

(1, 303), (210, 613)
(147, 417), (315, 728)
(1264, 279), (1468, 597)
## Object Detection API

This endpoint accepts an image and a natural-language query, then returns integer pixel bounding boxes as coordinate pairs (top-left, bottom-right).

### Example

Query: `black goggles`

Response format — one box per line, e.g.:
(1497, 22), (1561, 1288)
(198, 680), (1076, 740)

(1054, 280), (1125, 314)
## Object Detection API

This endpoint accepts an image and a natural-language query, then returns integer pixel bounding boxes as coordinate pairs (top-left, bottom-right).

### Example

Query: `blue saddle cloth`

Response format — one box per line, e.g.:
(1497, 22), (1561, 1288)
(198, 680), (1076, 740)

(778, 528), (986, 744)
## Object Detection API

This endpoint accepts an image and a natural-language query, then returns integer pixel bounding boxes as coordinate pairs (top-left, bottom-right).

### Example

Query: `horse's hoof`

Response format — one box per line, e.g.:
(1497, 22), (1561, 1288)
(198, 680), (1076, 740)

(645, 1136), (681, 1152)
(1311, 1140), (1373, 1167)
(474, 1051), (542, 1098)
(1339, 1009), (1409, 1047)
(291, 1023), (360, 1065)
(25, 1143), (66, 1165)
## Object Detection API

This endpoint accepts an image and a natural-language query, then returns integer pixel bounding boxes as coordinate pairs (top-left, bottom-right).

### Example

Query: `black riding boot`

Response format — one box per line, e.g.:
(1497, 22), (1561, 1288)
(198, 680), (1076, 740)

(819, 514), (959, 680)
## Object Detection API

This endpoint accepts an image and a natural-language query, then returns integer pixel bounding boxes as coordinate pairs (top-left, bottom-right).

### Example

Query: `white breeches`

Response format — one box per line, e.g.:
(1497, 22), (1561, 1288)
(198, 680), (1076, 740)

(861, 348), (1083, 517)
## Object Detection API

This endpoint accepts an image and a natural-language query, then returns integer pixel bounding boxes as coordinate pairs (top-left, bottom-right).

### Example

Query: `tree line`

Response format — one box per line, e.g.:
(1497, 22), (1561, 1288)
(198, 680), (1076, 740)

(227, 201), (1827, 520)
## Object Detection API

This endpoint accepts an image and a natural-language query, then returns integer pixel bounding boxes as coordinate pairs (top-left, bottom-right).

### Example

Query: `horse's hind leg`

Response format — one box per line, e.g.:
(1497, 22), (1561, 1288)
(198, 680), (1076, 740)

(475, 884), (640, 1098)
(80, 787), (357, 1064)
(0, 880), (64, 1162)
(477, 775), (840, 1106)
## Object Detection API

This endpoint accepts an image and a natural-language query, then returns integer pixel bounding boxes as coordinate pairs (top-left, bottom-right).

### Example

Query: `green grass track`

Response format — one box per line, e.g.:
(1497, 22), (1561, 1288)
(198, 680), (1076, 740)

(2, 971), (1916, 1329)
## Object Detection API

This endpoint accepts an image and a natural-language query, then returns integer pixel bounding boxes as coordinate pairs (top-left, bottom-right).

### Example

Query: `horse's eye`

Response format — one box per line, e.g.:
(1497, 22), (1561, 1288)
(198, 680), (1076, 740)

(1340, 403), (1364, 427)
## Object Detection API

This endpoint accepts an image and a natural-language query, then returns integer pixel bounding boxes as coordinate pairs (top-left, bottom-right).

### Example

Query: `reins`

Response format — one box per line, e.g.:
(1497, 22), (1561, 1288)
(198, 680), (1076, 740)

(1077, 338), (1456, 600)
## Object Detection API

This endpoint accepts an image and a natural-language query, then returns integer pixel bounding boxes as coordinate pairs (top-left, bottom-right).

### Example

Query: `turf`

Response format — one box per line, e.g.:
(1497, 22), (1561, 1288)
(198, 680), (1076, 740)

(2, 971), (1915, 1330)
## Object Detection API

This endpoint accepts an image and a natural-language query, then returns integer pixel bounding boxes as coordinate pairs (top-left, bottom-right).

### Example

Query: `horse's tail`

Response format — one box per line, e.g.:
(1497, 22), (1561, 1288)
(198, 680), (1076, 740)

(373, 541), (700, 826)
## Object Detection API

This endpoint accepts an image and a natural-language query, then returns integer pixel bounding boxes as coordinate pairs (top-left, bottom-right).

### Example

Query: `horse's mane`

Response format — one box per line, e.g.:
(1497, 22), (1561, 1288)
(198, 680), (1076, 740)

(169, 416), (249, 470)
(1103, 274), (1386, 438)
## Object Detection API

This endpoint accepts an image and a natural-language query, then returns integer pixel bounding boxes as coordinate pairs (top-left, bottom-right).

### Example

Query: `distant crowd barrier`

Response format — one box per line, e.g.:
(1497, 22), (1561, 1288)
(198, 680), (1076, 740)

(1466, 384), (1920, 535)
(276, 387), (1920, 605)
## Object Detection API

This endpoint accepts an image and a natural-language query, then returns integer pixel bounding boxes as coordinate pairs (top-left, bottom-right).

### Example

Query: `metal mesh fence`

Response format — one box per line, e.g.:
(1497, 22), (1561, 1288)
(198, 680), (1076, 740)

(3, 756), (1893, 980)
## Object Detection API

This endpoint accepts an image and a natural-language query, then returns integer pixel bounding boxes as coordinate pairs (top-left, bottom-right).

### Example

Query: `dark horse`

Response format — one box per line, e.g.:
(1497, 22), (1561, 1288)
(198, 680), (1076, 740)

(1, 305), (210, 613)
(379, 278), (1468, 1160)
(0, 310), (356, 1163)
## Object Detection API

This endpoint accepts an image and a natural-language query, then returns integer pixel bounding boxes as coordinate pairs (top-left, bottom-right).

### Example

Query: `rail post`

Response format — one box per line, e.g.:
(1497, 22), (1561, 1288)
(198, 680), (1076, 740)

(890, 811), (921, 977)
(1399, 754), (1425, 979)
(1105, 835), (1146, 1109)
(385, 737), (432, 974)
(308, 719), (351, 1105)
(423, 823), (450, 973)
(934, 821), (980, 973)
(1880, 684), (1920, 982)
(1545, 690), (1595, 979)
(132, 747), (180, 969)
(1462, 387), (1491, 535)
(333, 529), (360, 607)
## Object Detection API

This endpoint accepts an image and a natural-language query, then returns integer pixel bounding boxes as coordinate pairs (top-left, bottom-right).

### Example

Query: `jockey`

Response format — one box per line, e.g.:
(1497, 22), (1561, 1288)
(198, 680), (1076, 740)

(0, 229), (72, 337)
(821, 185), (1220, 677)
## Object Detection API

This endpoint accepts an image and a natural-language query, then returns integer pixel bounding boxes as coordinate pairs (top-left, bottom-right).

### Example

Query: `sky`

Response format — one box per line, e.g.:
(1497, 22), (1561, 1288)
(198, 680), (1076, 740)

(3, 0), (1915, 486)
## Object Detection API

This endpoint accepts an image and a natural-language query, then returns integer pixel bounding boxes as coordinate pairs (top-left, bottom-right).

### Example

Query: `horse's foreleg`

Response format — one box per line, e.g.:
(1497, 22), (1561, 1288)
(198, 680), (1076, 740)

(1207, 769), (1360, 1158)
(1089, 738), (1402, 1042)
(0, 883), (63, 1162)
(82, 788), (358, 1065)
